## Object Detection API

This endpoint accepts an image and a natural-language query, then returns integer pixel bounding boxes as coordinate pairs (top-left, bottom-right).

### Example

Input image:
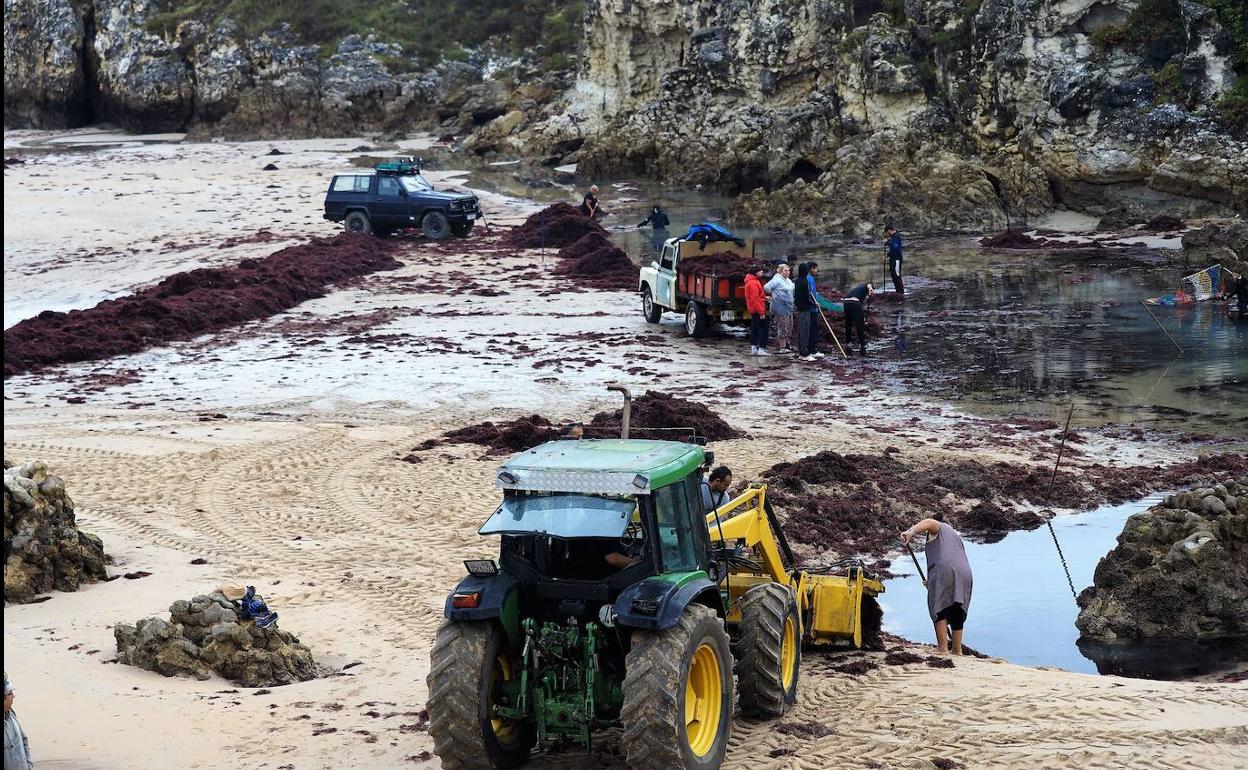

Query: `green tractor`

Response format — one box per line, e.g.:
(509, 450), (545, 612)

(428, 436), (882, 770)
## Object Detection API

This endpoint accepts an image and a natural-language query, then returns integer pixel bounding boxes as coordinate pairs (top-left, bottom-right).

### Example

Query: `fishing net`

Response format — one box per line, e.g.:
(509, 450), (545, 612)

(1180, 264), (1222, 301)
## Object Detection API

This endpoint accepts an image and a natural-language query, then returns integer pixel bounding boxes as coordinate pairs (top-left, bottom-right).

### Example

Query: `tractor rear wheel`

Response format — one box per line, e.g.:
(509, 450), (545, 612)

(622, 604), (732, 770)
(428, 620), (534, 770)
(733, 583), (800, 718)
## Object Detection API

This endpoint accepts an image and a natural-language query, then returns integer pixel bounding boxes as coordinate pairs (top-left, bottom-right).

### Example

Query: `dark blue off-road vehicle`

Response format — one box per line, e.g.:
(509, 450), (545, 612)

(324, 160), (482, 239)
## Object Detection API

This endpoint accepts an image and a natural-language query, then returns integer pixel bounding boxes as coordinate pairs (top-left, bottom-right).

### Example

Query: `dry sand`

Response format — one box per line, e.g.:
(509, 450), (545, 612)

(4, 131), (1246, 770)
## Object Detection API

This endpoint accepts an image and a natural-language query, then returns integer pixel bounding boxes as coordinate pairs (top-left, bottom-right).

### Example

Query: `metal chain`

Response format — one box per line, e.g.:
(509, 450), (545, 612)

(1046, 518), (1078, 601)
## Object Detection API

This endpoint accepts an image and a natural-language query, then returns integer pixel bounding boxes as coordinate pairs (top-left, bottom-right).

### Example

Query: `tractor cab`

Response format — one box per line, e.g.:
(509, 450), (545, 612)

(468, 439), (719, 626)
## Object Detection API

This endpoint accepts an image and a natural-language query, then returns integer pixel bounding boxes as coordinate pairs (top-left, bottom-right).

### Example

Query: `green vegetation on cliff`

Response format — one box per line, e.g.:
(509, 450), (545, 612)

(146, 0), (583, 67)
(1091, 0), (1247, 130)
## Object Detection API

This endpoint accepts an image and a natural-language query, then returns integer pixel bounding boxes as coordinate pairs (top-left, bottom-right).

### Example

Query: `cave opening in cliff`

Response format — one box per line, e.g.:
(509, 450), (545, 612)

(77, 0), (101, 127)
(781, 159), (823, 188)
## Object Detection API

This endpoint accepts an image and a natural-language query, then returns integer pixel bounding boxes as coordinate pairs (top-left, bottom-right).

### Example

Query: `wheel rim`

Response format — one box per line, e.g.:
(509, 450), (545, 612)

(781, 615), (798, 690)
(685, 305), (697, 335)
(348, 217), (363, 232)
(684, 643), (723, 757)
(489, 654), (518, 743)
(643, 291), (654, 318)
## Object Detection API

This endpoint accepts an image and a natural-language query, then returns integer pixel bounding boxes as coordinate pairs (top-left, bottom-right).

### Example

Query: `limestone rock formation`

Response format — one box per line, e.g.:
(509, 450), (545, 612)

(2, 0), (89, 128)
(1180, 220), (1248, 274)
(115, 590), (318, 687)
(1075, 478), (1248, 640)
(1, 0), (560, 139)
(530, 0), (1247, 232)
(4, 459), (108, 603)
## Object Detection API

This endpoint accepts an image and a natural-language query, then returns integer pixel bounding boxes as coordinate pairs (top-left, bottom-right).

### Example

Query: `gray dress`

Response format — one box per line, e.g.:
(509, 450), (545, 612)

(924, 522), (973, 620)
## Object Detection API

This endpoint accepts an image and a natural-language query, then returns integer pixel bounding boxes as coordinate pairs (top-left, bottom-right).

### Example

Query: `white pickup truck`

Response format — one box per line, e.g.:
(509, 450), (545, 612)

(638, 237), (757, 337)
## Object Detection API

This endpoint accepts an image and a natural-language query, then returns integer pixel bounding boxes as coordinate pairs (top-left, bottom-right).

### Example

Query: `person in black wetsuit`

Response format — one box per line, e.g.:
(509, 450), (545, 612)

(637, 205), (670, 229)
(1231, 271), (1248, 316)
(843, 282), (874, 355)
(638, 205), (671, 253)
(885, 225), (905, 296)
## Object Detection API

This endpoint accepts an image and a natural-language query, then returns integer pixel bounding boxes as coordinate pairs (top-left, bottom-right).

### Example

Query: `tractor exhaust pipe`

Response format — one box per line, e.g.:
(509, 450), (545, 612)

(607, 384), (632, 439)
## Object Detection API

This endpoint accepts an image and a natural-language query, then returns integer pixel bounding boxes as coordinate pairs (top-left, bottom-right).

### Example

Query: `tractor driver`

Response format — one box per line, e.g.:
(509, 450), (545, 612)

(701, 466), (733, 515)
(604, 507), (645, 570)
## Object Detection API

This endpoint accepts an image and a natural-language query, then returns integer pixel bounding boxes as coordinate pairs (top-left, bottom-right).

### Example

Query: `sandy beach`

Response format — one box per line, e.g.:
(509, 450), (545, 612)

(4, 132), (1247, 770)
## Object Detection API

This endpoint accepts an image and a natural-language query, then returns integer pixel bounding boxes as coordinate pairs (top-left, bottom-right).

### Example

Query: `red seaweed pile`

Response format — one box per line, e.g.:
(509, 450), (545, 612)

(408, 392), (745, 457)
(417, 415), (565, 456)
(980, 230), (1046, 249)
(588, 391), (745, 442)
(677, 253), (756, 281)
(554, 232), (640, 291)
(766, 449), (1248, 558)
(503, 202), (605, 249)
(4, 234), (401, 377)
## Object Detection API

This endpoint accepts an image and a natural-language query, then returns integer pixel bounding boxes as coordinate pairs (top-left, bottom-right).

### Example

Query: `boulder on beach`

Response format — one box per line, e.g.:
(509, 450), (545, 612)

(1075, 478), (1248, 640)
(115, 590), (318, 687)
(4, 459), (108, 603)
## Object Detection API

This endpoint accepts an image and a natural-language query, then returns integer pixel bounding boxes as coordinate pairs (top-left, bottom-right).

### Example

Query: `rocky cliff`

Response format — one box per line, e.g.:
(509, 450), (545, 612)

(5, 0), (1246, 232)
(2, 0), (568, 139)
(536, 0), (1247, 233)
(1076, 478), (1247, 640)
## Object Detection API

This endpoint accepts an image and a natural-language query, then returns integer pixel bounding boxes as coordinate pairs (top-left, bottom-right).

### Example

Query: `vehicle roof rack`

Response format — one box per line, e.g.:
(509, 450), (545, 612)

(374, 156), (424, 175)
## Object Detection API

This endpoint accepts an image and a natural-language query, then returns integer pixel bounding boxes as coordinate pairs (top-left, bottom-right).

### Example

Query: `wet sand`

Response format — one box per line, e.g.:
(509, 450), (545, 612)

(4, 131), (1247, 770)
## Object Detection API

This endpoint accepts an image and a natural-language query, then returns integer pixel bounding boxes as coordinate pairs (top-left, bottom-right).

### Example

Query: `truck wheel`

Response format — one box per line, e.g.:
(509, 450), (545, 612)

(684, 302), (708, 337)
(428, 620), (534, 770)
(344, 211), (371, 235)
(733, 583), (800, 718)
(423, 210), (451, 240)
(622, 604), (732, 770)
(642, 287), (662, 323)
(452, 221), (475, 238)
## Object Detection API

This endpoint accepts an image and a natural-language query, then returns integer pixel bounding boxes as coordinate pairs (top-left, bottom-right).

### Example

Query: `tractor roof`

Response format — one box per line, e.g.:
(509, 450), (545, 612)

(495, 439), (704, 495)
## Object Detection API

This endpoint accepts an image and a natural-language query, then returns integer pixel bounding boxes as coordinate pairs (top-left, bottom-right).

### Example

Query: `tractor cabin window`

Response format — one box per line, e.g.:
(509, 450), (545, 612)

(653, 482), (698, 572)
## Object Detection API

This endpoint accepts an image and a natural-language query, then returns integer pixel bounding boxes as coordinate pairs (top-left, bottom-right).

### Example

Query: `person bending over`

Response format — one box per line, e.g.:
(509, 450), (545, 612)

(843, 282), (874, 355)
(902, 513), (973, 655)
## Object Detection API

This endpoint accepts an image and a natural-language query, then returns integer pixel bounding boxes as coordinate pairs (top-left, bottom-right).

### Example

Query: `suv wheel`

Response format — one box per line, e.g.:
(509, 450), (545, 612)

(422, 211), (451, 240)
(344, 211), (371, 235)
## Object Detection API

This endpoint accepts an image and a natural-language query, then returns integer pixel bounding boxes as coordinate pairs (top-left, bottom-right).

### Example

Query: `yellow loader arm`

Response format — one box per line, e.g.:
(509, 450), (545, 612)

(707, 483), (884, 648)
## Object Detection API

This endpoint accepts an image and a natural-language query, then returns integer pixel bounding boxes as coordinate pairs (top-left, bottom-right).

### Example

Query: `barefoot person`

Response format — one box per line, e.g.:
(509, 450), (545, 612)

(901, 513), (973, 654)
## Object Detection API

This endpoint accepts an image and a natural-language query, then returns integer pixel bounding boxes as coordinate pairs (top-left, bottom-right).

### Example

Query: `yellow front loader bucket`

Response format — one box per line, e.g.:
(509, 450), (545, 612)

(708, 484), (883, 648)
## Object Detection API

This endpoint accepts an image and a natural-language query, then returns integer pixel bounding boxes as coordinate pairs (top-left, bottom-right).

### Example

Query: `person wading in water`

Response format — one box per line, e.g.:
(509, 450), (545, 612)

(902, 512), (973, 655)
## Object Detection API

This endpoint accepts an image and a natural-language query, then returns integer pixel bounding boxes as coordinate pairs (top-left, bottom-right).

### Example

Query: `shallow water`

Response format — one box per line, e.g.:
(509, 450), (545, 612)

(580, 185), (1248, 439)
(879, 496), (1248, 679)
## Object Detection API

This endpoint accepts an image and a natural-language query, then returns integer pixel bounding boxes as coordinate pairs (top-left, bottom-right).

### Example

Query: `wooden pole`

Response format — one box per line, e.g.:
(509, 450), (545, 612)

(1141, 301), (1184, 354)
(817, 306), (849, 358)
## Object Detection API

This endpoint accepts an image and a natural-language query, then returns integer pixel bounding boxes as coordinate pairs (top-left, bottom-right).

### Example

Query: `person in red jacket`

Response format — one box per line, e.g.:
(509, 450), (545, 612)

(745, 265), (770, 357)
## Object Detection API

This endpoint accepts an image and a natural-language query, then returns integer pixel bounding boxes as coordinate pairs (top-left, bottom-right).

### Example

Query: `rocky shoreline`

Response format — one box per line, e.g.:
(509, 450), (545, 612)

(1076, 477), (1248, 641)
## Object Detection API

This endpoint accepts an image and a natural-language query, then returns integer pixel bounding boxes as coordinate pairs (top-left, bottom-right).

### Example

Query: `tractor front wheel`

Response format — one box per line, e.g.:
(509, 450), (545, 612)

(622, 604), (733, 770)
(428, 620), (534, 770)
(734, 583), (800, 717)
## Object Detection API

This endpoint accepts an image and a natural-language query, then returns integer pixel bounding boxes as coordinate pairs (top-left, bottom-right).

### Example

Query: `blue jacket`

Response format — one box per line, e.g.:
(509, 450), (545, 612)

(888, 233), (903, 262)
(806, 274), (824, 310)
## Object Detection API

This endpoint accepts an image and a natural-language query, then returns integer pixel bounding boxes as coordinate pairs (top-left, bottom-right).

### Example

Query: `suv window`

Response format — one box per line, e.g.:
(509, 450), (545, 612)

(377, 176), (402, 197)
(653, 482), (698, 571)
(332, 176), (371, 193)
